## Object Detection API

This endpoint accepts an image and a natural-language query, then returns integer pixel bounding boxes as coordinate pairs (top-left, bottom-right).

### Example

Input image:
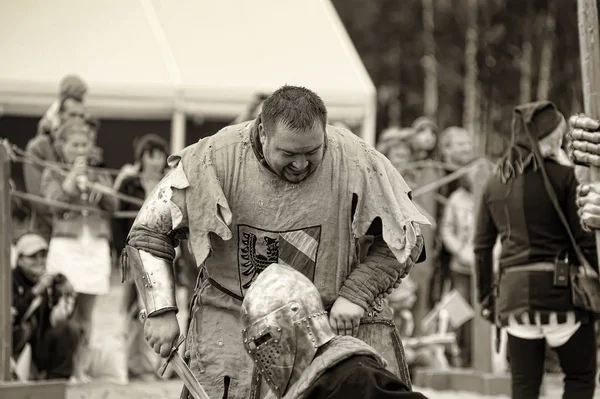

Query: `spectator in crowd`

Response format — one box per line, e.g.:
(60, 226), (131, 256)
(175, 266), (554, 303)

(431, 127), (476, 315)
(475, 101), (597, 399)
(38, 75), (88, 136)
(378, 127), (418, 188)
(439, 127), (475, 171)
(386, 276), (441, 379)
(41, 118), (118, 382)
(407, 116), (442, 335)
(439, 165), (480, 367)
(85, 115), (105, 168)
(11, 233), (80, 381)
(112, 133), (170, 381)
(410, 117), (439, 163)
(24, 95), (86, 241)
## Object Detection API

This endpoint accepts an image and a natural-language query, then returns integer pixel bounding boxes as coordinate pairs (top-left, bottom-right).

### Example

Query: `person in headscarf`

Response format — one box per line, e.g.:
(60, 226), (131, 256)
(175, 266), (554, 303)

(474, 101), (597, 399)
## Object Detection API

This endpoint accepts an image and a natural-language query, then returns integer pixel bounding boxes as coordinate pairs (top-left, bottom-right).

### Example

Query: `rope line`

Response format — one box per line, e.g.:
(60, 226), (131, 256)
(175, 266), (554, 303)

(3, 139), (486, 219)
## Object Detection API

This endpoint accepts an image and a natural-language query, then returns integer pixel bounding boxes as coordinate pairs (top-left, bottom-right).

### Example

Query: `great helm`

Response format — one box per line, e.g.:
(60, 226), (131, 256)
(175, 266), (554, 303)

(241, 263), (335, 397)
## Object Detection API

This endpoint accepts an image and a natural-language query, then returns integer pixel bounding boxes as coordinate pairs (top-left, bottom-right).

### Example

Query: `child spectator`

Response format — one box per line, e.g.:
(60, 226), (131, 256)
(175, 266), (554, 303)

(38, 75), (88, 136)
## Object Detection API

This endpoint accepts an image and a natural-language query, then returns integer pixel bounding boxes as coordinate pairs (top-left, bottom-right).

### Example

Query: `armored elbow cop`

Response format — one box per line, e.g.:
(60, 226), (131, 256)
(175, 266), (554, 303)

(122, 245), (178, 316)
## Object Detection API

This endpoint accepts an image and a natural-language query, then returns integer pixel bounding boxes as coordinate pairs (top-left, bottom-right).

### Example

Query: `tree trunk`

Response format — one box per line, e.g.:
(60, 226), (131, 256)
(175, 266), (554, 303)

(388, 46), (403, 126)
(463, 0), (478, 135)
(537, 0), (556, 100)
(519, 2), (533, 104)
(422, 0), (438, 117)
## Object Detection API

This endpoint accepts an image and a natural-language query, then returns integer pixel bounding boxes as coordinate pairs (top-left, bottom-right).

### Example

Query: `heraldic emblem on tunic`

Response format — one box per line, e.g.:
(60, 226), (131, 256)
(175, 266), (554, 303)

(237, 224), (321, 294)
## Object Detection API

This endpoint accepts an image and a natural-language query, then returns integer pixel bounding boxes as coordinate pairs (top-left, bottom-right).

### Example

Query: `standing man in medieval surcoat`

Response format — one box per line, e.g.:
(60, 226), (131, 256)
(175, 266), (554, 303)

(121, 85), (430, 399)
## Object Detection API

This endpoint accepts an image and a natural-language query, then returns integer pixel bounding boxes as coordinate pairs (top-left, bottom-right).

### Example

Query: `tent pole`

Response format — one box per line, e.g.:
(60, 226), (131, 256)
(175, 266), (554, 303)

(0, 144), (11, 381)
(171, 109), (186, 153)
(361, 93), (377, 147)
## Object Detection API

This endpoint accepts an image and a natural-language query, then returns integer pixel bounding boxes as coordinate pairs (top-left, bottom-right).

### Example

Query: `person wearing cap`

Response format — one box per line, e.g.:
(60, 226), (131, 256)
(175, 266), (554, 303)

(474, 101), (597, 399)
(241, 263), (429, 399)
(12, 233), (80, 380)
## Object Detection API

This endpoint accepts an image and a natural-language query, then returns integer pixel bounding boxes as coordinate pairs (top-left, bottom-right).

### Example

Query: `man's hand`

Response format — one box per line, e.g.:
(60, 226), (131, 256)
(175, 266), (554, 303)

(63, 156), (88, 195)
(569, 114), (600, 167)
(144, 311), (180, 358)
(577, 183), (600, 230)
(329, 297), (365, 337)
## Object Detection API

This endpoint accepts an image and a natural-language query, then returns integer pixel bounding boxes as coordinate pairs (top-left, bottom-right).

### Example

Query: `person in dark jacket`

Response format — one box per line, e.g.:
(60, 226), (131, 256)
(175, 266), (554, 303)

(241, 263), (429, 399)
(12, 233), (80, 380)
(112, 133), (171, 380)
(474, 101), (597, 399)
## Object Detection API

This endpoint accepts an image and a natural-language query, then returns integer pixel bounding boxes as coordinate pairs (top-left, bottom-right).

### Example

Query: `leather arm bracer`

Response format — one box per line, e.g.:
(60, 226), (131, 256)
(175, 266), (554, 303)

(123, 245), (178, 317)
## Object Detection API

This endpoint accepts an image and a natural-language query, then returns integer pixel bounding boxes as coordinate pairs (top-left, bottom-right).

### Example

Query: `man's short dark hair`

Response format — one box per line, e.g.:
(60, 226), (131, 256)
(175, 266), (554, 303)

(261, 85), (327, 132)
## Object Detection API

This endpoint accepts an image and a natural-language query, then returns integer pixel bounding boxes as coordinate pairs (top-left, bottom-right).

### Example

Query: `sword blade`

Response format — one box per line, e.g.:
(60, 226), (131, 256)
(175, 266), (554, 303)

(166, 353), (211, 399)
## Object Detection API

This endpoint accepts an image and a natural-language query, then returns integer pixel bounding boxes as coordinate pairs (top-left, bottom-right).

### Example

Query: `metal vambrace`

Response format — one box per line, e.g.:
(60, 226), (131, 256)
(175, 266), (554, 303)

(124, 245), (178, 317)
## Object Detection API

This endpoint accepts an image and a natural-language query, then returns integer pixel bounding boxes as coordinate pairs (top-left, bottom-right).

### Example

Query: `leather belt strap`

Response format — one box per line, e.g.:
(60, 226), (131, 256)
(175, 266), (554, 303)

(504, 263), (554, 273)
(207, 277), (244, 302)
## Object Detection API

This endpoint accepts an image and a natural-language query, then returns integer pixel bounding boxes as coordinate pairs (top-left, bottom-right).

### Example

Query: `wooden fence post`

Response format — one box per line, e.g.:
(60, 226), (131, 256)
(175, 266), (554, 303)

(0, 144), (12, 381)
(577, 0), (600, 262)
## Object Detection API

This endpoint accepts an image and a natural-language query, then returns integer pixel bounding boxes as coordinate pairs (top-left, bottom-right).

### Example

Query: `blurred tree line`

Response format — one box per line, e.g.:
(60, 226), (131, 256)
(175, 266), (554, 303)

(332, 0), (592, 159)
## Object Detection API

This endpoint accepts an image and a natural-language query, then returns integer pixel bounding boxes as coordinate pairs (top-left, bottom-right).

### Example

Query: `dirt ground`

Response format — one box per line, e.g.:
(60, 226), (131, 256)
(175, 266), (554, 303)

(63, 270), (593, 399)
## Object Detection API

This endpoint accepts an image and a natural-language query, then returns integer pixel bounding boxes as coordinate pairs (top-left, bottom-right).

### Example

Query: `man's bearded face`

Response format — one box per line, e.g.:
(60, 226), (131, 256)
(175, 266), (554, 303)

(259, 120), (326, 183)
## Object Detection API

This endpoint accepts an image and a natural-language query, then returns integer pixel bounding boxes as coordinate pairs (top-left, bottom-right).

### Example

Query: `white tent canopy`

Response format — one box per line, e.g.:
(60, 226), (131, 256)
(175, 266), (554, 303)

(0, 0), (376, 150)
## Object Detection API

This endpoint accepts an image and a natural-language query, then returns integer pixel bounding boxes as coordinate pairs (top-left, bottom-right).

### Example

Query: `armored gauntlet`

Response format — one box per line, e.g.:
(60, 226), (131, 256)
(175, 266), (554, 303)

(123, 245), (178, 316)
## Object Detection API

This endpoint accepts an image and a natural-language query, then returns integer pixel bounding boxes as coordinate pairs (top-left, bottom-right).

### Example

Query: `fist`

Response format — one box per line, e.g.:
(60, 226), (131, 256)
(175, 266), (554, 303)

(144, 311), (180, 358)
(569, 114), (600, 167)
(577, 183), (600, 230)
(329, 297), (365, 337)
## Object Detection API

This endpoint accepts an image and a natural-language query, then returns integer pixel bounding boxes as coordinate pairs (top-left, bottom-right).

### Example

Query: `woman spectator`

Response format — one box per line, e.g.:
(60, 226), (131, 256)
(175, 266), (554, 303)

(439, 164), (496, 367)
(407, 117), (443, 335)
(112, 134), (169, 381)
(41, 118), (117, 382)
(474, 101), (597, 399)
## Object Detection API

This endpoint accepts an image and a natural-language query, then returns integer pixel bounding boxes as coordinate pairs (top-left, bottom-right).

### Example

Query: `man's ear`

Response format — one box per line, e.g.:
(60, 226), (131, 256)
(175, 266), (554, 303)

(258, 123), (267, 146)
